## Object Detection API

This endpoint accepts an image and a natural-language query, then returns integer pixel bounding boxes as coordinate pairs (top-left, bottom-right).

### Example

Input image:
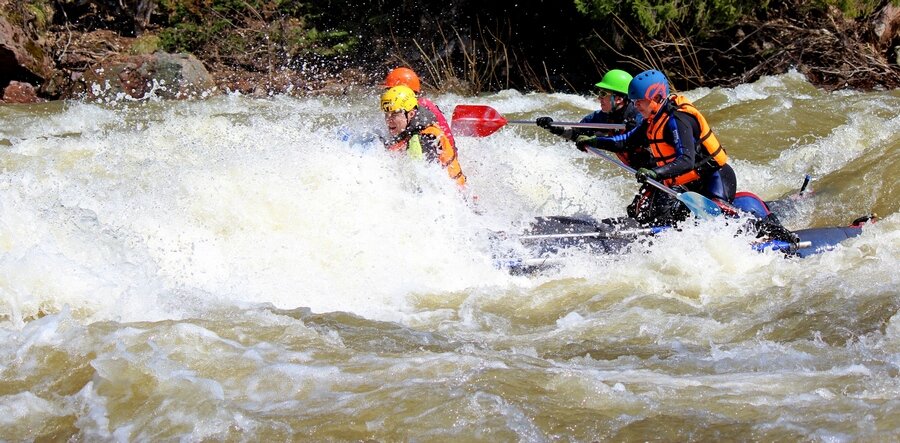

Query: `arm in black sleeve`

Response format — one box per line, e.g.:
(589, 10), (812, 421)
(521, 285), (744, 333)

(653, 112), (698, 179)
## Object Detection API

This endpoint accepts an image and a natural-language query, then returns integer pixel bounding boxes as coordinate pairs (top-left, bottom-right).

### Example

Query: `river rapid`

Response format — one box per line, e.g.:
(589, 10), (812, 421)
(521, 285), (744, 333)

(1, 72), (898, 441)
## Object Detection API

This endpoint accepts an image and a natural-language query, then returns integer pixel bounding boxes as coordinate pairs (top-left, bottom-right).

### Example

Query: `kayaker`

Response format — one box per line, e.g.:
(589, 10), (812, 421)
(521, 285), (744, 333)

(382, 67), (457, 152)
(576, 69), (737, 224)
(535, 69), (642, 144)
(535, 69), (660, 224)
(381, 85), (467, 186)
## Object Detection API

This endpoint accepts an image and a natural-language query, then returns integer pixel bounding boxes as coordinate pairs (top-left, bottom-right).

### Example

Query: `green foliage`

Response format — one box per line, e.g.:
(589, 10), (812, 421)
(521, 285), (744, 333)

(25, 2), (50, 29)
(157, 0), (202, 24)
(574, 0), (764, 37)
(4, 0), (53, 31)
(155, 0), (357, 65)
(631, 0), (679, 36)
(158, 22), (210, 53)
(575, 0), (895, 36)
(130, 35), (160, 55)
(811, 0), (890, 18)
(573, 0), (617, 17)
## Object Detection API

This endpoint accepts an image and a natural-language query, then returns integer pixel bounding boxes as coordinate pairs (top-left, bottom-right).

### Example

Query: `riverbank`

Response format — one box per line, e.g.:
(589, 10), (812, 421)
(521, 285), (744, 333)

(1, 0), (898, 103)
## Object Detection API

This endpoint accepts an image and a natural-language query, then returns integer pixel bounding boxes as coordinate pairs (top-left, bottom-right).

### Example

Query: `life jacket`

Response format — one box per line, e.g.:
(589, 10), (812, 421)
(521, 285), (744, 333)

(646, 95), (728, 186)
(387, 123), (467, 186)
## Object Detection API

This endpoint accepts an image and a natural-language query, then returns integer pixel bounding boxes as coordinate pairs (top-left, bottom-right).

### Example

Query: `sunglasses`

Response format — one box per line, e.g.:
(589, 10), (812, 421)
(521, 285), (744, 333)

(594, 90), (615, 99)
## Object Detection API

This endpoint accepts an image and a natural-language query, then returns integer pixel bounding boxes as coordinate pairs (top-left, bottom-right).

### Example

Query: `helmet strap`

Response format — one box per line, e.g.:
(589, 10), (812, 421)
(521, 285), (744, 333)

(404, 108), (417, 126)
(648, 98), (665, 120)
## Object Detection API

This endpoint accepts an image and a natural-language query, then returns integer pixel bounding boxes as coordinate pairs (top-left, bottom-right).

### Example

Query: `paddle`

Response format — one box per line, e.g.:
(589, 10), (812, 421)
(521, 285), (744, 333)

(582, 146), (724, 219)
(518, 226), (668, 241)
(451, 104), (625, 137)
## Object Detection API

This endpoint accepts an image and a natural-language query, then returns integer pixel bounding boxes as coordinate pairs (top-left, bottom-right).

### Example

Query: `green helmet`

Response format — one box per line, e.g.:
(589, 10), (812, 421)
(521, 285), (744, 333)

(594, 69), (633, 95)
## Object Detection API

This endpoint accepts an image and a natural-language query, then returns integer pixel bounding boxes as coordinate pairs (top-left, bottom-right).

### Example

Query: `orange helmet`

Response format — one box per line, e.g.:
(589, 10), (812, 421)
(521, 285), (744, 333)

(383, 67), (421, 93)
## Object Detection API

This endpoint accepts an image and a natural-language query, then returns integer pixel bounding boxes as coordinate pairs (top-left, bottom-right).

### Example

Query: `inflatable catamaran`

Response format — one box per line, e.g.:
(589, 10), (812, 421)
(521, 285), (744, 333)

(491, 145), (872, 274)
(493, 210), (873, 274)
(451, 104), (875, 274)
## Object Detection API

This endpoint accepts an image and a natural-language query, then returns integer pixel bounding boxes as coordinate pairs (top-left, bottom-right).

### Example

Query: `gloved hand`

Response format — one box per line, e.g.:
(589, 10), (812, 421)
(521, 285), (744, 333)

(635, 168), (658, 183)
(574, 135), (597, 152)
(536, 117), (564, 135)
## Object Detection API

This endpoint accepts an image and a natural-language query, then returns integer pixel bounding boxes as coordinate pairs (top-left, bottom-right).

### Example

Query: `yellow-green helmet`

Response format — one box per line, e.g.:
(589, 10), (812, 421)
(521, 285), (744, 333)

(594, 69), (633, 95)
(380, 85), (418, 113)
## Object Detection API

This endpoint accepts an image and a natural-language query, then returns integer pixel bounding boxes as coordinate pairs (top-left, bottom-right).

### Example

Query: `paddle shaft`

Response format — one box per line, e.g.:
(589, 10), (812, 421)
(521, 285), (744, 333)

(450, 105), (627, 137)
(518, 226), (666, 241)
(506, 120), (625, 131)
(584, 146), (680, 199)
(584, 146), (730, 218)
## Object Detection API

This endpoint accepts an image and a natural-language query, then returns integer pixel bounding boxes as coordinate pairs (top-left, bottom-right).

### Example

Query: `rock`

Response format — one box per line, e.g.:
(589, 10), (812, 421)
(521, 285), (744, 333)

(1, 80), (43, 103)
(0, 15), (56, 88)
(872, 4), (900, 50)
(79, 52), (216, 100)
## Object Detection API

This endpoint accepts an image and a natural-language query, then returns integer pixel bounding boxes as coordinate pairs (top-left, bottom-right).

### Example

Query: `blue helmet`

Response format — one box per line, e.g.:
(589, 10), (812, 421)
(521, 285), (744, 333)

(628, 69), (669, 101)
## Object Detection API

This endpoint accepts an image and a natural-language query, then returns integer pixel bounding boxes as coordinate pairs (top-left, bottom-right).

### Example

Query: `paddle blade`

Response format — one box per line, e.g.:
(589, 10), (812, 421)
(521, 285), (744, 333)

(451, 105), (508, 137)
(677, 191), (723, 219)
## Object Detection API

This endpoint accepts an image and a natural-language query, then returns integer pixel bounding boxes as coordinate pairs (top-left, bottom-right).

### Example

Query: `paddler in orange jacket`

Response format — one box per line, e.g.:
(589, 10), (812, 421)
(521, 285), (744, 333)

(381, 85), (466, 186)
(382, 67), (458, 152)
(576, 69), (737, 224)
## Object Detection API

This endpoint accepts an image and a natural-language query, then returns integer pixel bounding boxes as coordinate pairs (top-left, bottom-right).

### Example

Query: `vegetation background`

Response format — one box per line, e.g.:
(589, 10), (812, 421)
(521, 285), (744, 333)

(3, 0), (899, 99)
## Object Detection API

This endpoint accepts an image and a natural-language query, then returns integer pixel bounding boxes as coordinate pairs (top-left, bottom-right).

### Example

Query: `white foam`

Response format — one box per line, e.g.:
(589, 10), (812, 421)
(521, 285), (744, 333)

(0, 84), (896, 327)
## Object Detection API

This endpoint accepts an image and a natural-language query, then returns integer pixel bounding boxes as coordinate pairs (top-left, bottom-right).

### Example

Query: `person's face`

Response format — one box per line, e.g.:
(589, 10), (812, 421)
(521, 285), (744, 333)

(385, 109), (414, 136)
(596, 90), (614, 113)
(634, 96), (661, 119)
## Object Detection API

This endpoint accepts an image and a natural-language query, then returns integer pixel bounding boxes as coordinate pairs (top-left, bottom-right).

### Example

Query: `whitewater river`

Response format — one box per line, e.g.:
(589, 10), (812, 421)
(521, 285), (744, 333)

(1, 72), (898, 441)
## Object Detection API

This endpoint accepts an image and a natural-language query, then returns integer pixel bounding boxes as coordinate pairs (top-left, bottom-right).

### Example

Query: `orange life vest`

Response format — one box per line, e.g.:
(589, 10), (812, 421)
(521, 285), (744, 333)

(387, 124), (467, 186)
(646, 95), (728, 186)
(418, 97), (457, 151)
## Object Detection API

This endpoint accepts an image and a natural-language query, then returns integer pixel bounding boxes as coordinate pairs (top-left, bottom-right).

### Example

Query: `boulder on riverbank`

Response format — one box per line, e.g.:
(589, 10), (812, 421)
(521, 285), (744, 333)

(0, 12), (55, 97)
(1, 81), (43, 104)
(78, 52), (215, 100)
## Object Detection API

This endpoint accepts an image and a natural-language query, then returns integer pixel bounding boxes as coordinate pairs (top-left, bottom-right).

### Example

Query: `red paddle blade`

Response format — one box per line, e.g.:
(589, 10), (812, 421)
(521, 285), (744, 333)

(451, 105), (508, 137)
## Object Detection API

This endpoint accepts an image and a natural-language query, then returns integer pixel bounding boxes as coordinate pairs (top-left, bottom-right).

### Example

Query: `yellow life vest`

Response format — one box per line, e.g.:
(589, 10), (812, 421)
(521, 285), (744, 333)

(407, 134), (424, 159)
